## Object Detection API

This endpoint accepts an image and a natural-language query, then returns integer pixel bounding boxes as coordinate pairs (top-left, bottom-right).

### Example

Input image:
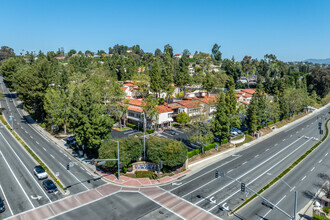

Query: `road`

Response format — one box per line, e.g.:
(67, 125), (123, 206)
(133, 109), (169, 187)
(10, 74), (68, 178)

(0, 76), (106, 218)
(234, 120), (330, 219)
(158, 105), (329, 219)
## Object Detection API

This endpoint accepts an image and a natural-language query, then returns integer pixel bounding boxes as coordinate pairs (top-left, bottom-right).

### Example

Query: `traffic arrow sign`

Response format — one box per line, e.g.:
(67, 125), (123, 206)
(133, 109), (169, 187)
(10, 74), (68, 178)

(31, 195), (42, 200)
(172, 182), (182, 186)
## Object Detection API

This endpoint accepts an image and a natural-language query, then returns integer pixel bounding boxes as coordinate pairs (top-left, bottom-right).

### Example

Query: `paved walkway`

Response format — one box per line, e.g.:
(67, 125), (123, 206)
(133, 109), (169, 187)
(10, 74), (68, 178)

(6, 183), (219, 220)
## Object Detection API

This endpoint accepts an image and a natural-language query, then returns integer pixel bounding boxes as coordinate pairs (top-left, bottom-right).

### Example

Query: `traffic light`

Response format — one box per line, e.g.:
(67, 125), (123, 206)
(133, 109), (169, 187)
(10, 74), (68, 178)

(241, 183), (245, 192)
(66, 164), (70, 170)
(215, 170), (219, 178)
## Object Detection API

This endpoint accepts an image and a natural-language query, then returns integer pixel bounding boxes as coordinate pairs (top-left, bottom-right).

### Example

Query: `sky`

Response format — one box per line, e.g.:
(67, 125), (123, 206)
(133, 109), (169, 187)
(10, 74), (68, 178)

(0, 0), (329, 61)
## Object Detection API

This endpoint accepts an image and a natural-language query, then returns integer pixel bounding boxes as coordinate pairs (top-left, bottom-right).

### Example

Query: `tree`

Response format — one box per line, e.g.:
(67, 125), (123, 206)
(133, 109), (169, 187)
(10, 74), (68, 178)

(212, 92), (230, 143)
(147, 136), (187, 168)
(226, 77), (241, 128)
(246, 97), (258, 133)
(308, 67), (330, 98)
(0, 57), (22, 89)
(212, 43), (222, 62)
(132, 73), (150, 98)
(0, 46), (14, 63)
(44, 88), (70, 134)
(141, 95), (159, 129)
(98, 136), (143, 169)
(241, 56), (252, 88)
(190, 121), (214, 147)
(164, 44), (173, 57)
(85, 50), (93, 56)
(154, 48), (163, 57)
(150, 58), (162, 98)
(202, 72), (214, 96)
(176, 112), (190, 125)
(174, 55), (190, 93)
(265, 98), (280, 123)
(68, 49), (77, 57)
(255, 84), (267, 126)
(182, 49), (191, 57)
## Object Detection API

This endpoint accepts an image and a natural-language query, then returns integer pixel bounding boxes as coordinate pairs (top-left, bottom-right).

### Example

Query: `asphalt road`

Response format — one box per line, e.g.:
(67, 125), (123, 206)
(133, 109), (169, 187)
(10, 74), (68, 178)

(50, 192), (182, 220)
(234, 120), (330, 220)
(159, 105), (329, 219)
(0, 77), (106, 217)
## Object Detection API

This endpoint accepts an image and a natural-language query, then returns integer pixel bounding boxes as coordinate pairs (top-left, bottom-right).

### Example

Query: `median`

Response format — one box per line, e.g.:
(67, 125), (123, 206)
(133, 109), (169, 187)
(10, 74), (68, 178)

(0, 115), (66, 192)
(231, 118), (330, 214)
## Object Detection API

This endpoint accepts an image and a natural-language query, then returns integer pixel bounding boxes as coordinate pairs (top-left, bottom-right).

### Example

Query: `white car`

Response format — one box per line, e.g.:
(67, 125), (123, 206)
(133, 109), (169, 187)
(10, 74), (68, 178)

(34, 166), (48, 180)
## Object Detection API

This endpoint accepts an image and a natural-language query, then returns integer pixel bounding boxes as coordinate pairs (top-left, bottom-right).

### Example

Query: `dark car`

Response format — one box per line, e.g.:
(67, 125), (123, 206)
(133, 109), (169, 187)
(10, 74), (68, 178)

(0, 197), (5, 213)
(168, 129), (177, 135)
(43, 180), (57, 193)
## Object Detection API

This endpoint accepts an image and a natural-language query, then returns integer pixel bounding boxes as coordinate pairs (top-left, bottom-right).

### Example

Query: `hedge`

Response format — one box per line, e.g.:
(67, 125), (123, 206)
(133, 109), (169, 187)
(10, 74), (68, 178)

(135, 171), (156, 179)
(232, 118), (329, 215)
(0, 115), (66, 192)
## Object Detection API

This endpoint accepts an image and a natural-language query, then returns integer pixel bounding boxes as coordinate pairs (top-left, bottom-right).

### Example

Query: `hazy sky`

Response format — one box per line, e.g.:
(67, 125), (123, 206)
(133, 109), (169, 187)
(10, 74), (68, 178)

(1, 0), (329, 61)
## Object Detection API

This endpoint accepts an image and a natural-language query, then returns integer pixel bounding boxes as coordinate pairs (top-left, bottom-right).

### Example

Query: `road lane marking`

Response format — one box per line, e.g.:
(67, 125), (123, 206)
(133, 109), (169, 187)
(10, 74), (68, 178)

(59, 163), (89, 190)
(262, 195), (287, 219)
(301, 176), (306, 181)
(0, 132), (52, 203)
(43, 147), (46, 151)
(242, 161), (247, 165)
(207, 137), (312, 211)
(311, 167), (315, 172)
(255, 155), (259, 158)
(296, 131), (298, 134)
(283, 139), (286, 141)
(290, 135), (292, 137)
(189, 137), (305, 201)
(274, 143), (278, 146)
(50, 154), (55, 159)
(80, 167), (85, 171)
(0, 184), (13, 215)
(290, 186), (295, 192)
(36, 141), (39, 145)
(170, 156), (241, 192)
(265, 148), (269, 152)
(30, 136), (33, 139)
(228, 169), (233, 173)
(25, 130), (28, 133)
(319, 159), (323, 163)
(325, 153), (328, 157)
(0, 143), (35, 208)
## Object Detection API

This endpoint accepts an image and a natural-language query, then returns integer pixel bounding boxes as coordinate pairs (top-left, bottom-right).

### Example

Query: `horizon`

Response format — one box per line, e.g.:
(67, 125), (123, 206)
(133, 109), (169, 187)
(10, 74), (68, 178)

(1, 0), (329, 62)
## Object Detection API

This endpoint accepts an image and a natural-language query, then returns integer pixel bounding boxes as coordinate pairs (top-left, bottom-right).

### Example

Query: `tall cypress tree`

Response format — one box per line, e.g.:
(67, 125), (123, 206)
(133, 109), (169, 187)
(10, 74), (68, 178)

(212, 92), (230, 143)
(246, 96), (258, 133)
(150, 58), (162, 98)
(226, 77), (241, 128)
(174, 55), (190, 92)
(255, 84), (267, 126)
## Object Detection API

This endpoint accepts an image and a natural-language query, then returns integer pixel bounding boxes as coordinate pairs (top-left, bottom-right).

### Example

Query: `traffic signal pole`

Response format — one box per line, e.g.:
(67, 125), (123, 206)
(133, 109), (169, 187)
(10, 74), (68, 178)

(217, 171), (292, 219)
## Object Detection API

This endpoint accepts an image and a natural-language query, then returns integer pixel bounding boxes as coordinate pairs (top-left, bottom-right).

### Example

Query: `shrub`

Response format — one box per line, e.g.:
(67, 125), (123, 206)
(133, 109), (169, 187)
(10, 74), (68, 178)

(204, 143), (215, 151)
(267, 121), (274, 126)
(188, 148), (202, 158)
(222, 138), (229, 144)
(323, 206), (330, 215)
(135, 171), (155, 179)
(147, 129), (154, 134)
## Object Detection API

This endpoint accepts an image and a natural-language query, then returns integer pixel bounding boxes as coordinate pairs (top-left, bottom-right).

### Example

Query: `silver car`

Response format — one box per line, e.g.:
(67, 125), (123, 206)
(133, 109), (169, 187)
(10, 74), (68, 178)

(34, 165), (48, 180)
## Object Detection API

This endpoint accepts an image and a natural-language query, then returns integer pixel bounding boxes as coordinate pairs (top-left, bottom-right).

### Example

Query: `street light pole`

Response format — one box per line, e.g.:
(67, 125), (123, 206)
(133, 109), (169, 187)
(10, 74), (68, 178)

(102, 139), (120, 181)
(267, 173), (297, 220)
(143, 112), (146, 160)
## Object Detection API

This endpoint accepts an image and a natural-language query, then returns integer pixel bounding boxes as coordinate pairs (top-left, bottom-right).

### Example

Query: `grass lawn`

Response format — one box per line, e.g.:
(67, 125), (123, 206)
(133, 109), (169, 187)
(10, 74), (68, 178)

(116, 127), (131, 131)
(236, 135), (254, 147)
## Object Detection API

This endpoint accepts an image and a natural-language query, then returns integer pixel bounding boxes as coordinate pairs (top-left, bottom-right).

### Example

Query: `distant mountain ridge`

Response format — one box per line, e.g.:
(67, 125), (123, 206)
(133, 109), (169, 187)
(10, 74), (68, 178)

(304, 58), (330, 64)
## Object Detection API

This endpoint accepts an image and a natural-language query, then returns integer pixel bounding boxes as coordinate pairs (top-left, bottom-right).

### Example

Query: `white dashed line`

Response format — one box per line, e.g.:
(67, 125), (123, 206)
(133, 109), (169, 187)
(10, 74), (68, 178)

(21, 126), (23, 129)
(311, 167), (315, 172)
(30, 136), (33, 139)
(255, 154), (259, 158)
(265, 148), (269, 152)
(80, 167), (85, 171)
(25, 130), (28, 134)
(274, 143), (278, 146)
(242, 161), (247, 165)
(319, 159), (323, 163)
(36, 141), (39, 145)
(43, 147), (46, 151)
(290, 135), (292, 137)
(283, 139), (286, 141)
(50, 154), (55, 159)
(301, 176), (306, 181)
(325, 153), (328, 157)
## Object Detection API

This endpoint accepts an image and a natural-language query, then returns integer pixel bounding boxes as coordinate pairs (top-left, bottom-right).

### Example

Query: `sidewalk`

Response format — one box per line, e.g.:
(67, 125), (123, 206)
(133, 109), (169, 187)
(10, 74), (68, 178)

(17, 100), (330, 188)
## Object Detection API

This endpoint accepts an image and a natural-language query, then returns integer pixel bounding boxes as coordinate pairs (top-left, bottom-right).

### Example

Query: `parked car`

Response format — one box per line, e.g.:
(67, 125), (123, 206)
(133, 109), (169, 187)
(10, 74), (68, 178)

(43, 180), (57, 193)
(0, 197), (5, 213)
(231, 131), (238, 136)
(34, 165), (48, 180)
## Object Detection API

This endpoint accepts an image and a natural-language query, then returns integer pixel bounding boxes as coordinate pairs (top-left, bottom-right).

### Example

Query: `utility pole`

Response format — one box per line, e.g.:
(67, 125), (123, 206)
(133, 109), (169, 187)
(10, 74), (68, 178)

(217, 171), (292, 219)
(143, 112), (146, 160)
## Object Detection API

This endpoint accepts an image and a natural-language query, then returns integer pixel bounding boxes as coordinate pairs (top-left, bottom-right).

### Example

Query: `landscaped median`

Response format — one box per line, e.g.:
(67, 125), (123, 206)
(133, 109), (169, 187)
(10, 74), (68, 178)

(231, 118), (330, 215)
(0, 115), (66, 192)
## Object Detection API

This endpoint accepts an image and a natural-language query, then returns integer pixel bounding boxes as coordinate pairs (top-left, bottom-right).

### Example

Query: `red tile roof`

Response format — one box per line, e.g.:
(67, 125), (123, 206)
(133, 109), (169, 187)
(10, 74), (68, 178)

(175, 100), (201, 109)
(193, 96), (218, 105)
(240, 101), (250, 105)
(243, 93), (253, 98)
(127, 99), (145, 107)
(240, 89), (256, 95)
(127, 105), (143, 113)
(156, 105), (173, 113)
(121, 87), (128, 92)
(167, 105), (181, 109)
(124, 83), (136, 87)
